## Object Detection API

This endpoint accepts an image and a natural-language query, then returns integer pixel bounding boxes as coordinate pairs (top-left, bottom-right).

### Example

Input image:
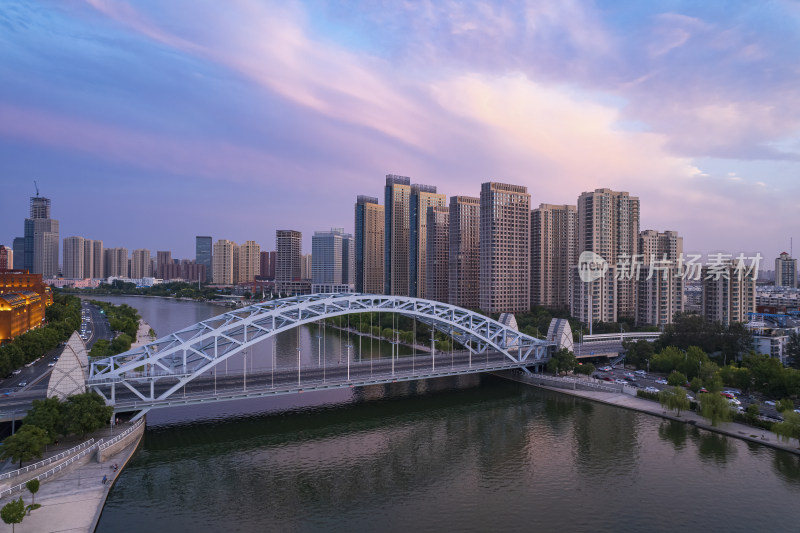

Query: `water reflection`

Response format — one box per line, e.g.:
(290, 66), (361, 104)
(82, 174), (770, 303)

(691, 428), (737, 464)
(658, 420), (688, 450)
(773, 452), (800, 482)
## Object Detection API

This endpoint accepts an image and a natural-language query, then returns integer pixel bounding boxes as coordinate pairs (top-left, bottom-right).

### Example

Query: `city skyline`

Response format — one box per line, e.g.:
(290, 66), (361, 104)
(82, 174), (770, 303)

(1, 1), (799, 260)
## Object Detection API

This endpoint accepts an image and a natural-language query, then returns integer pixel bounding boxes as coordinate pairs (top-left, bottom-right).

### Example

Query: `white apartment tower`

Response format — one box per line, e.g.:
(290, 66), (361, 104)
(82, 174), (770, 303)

(775, 252), (797, 288)
(702, 261), (756, 325)
(62, 236), (85, 279)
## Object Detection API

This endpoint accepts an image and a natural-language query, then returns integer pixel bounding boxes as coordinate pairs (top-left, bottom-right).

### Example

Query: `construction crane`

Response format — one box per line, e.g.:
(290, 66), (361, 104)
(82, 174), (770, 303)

(33, 180), (39, 196)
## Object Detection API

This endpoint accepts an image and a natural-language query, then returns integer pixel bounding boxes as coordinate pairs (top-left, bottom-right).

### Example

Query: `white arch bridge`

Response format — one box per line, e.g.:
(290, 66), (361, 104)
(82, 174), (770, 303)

(88, 293), (555, 420)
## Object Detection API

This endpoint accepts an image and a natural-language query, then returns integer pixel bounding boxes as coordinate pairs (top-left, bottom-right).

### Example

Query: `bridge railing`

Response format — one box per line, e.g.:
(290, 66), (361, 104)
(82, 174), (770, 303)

(582, 332), (660, 342)
(511, 370), (623, 394)
(0, 440), (102, 500)
(0, 438), (95, 482)
(99, 418), (144, 451)
(109, 357), (529, 409)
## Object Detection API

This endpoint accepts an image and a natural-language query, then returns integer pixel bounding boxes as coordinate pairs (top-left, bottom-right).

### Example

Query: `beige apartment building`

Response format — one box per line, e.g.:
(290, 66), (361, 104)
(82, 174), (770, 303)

(637, 230), (684, 326)
(238, 240), (261, 284)
(531, 204), (576, 311)
(354, 196), (384, 294)
(702, 261), (756, 326)
(62, 236), (85, 279)
(479, 182), (530, 313)
(425, 205), (449, 303)
(276, 230), (302, 282)
(130, 249), (152, 279)
(573, 188), (640, 323)
(410, 184), (446, 299)
(448, 196), (480, 309)
(384, 175), (412, 296)
(103, 247), (128, 278)
(212, 239), (237, 285)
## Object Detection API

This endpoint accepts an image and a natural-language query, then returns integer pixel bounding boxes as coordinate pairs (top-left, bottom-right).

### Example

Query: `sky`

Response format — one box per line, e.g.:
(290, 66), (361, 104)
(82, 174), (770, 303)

(1, 0), (799, 265)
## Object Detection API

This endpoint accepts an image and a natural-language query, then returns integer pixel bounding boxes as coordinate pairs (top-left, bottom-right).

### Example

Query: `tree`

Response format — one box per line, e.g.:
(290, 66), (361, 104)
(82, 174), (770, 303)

(667, 371), (687, 387)
(774, 411), (800, 448)
(24, 397), (63, 442)
(699, 392), (733, 427)
(0, 425), (50, 468)
(575, 362), (595, 375)
(62, 392), (114, 438)
(776, 398), (795, 414)
(659, 386), (691, 416)
(25, 479), (40, 505)
(688, 377), (704, 393)
(786, 332), (800, 370)
(547, 348), (577, 375)
(1, 498), (25, 532)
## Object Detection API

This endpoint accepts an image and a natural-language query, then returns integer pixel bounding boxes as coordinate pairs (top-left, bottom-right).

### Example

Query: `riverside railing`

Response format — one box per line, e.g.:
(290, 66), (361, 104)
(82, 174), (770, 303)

(0, 438), (96, 482)
(98, 418), (144, 451)
(0, 441), (101, 500)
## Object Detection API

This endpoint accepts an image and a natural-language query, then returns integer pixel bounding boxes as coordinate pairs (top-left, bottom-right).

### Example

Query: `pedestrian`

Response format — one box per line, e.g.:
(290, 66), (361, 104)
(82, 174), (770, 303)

(102, 474), (107, 485)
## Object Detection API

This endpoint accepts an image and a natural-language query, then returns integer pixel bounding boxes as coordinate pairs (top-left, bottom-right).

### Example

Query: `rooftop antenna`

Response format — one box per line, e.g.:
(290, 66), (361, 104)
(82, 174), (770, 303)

(33, 180), (39, 197)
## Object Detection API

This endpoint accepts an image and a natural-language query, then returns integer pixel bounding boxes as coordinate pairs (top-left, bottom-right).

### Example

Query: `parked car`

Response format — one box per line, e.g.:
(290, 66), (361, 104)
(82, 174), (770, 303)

(634, 370), (647, 376)
(727, 398), (741, 406)
(599, 366), (612, 372)
(644, 386), (660, 393)
(698, 387), (709, 393)
(721, 392), (735, 399)
(655, 378), (668, 385)
(614, 379), (627, 384)
(765, 400), (776, 407)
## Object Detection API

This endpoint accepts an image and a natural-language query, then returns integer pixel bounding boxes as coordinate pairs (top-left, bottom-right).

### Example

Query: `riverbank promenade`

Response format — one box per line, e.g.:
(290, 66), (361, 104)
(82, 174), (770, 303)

(0, 421), (144, 532)
(502, 371), (800, 456)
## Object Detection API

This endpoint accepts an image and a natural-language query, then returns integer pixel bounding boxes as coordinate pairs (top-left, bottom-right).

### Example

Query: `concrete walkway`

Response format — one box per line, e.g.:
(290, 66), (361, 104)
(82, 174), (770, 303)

(504, 372), (800, 456)
(0, 425), (144, 533)
(129, 319), (155, 350)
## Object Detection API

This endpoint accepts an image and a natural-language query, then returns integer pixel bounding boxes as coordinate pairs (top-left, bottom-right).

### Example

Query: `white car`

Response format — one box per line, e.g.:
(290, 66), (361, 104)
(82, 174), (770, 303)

(614, 379), (627, 384)
(727, 398), (741, 406)
(655, 378), (668, 385)
(644, 386), (659, 393)
(634, 370), (647, 376)
(765, 400), (776, 407)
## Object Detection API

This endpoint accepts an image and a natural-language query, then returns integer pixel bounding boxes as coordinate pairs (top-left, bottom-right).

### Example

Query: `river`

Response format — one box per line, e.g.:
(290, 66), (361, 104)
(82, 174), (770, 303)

(88, 296), (800, 532)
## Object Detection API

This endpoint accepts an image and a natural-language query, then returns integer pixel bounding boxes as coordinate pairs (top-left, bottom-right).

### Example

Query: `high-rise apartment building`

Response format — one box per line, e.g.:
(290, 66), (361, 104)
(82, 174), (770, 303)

(130, 249), (152, 279)
(238, 241), (260, 284)
(355, 195), (384, 294)
(212, 240), (237, 285)
(276, 230), (302, 282)
(104, 248), (129, 278)
(12, 238), (24, 270)
(479, 182), (531, 313)
(259, 251), (272, 279)
(156, 251), (172, 278)
(301, 254), (313, 281)
(24, 195), (59, 278)
(384, 175), (412, 296)
(448, 196), (480, 309)
(573, 188), (640, 323)
(636, 230), (684, 326)
(425, 206), (449, 303)
(0, 245), (13, 270)
(311, 228), (354, 292)
(531, 204), (577, 310)
(91, 240), (103, 279)
(63, 236), (85, 279)
(82, 239), (94, 278)
(702, 261), (756, 326)
(409, 184), (446, 298)
(775, 252), (797, 288)
(196, 236), (213, 283)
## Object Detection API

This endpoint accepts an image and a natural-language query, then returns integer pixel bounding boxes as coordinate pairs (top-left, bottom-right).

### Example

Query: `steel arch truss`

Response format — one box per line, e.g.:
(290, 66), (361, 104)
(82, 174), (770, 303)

(88, 293), (554, 404)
